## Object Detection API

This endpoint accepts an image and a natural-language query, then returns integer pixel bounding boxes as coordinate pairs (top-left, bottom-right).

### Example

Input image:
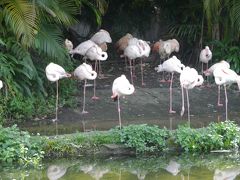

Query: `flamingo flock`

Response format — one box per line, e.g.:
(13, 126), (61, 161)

(42, 29), (240, 128)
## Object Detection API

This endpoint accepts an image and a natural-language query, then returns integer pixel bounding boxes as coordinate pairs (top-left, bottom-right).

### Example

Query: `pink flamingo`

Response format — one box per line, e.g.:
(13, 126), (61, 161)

(180, 67), (204, 123)
(111, 75), (135, 128)
(155, 56), (185, 113)
(199, 46), (212, 74)
(213, 66), (240, 120)
(45, 62), (71, 121)
(74, 63), (97, 114)
(204, 60), (230, 106)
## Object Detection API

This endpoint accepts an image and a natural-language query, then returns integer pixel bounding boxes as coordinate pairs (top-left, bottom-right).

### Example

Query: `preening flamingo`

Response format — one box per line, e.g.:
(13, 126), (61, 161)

(155, 56), (185, 113)
(64, 39), (73, 52)
(204, 60), (230, 106)
(45, 62), (71, 121)
(111, 75), (135, 128)
(180, 67), (204, 123)
(74, 63), (97, 114)
(199, 46), (212, 74)
(85, 44), (108, 100)
(213, 66), (240, 120)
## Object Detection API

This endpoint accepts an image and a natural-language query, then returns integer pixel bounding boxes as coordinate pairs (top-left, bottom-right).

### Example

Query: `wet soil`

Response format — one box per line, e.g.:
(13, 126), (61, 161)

(21, 57), (240, 135)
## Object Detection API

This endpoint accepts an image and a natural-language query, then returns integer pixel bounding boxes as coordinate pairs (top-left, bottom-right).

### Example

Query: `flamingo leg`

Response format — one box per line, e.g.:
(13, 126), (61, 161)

(132, 59), (136, 78)
(217, 85), (223, 106)
(201, 62), (204, 75)
(169, 72), (176, 113)
(180, 86), (185, 117)
(98, 60), (104, 78)
(140, 58), (145, 86)
(124, 56), (128, 71)
(54, 80), (59, 122)
(82, 79), (88, 114)
(186, 88), (190, 124)
(224, 85), (228, 120)
(117, 96), (122, 129)
(92, 60), (99, 100)
(129, 59), (134, 85)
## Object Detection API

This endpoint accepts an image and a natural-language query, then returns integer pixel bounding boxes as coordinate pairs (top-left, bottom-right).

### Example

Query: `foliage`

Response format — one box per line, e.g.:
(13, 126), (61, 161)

(119, 124), (169, 153)
(0, 125), (44, 167)
(175, 121), (240, 153)
(211, 39), (240, 73)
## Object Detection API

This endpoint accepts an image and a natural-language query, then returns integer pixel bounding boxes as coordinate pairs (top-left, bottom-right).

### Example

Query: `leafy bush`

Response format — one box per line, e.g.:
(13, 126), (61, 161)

(0, 125), (44, 167)
(175, 121), (240, 153)
(119, 124), (169, 153)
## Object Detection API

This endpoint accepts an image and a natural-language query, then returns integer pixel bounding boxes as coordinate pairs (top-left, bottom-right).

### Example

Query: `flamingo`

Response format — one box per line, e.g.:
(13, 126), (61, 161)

(180, 67), (204, 123)
(165, 160), (181, 176)
(0, 80), (3, 89)
(47, 165), (67, 180)
(74, 63), (97, 114)
(111, 75), (135, 128)
(85, 44), (108, 100)
(64, 39), (73, 52)
(204, 60), (230, 106)
(213, 66), (240, 120)
(156, 39), (180, 82)
(199, 46), (212, 74)
(45, 62), (71, 121)
(90, 29), (112, 77)
(155, 56), (185, 113)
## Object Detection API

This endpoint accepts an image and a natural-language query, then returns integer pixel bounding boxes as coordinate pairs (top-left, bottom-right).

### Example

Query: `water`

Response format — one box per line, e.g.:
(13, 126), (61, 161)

(1, 153), (240, 179)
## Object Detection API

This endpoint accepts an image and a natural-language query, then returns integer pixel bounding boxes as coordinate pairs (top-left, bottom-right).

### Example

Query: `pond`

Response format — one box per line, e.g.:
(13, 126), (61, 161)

(1, 153), (240, 179)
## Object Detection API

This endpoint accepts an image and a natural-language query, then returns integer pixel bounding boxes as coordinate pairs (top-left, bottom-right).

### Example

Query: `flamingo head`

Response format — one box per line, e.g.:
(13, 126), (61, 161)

(196, 75), (204, 86)
(117, 75), (135, 96)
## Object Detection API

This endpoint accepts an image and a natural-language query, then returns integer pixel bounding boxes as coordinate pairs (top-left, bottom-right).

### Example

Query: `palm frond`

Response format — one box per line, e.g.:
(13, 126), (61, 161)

(2, 0), (38, 47)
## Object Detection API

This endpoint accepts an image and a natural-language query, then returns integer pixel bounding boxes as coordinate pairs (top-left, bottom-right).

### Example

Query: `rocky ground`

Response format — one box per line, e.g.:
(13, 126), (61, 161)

(21, 56), (240, 135)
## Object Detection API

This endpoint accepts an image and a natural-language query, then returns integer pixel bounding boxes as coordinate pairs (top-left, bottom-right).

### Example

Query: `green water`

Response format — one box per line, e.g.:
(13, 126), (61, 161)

(1, 153), (240, 180)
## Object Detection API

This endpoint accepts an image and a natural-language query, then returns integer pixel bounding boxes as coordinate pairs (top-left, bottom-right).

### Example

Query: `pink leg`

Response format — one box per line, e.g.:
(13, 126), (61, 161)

(186, 88), (190, 124)
(92, 60), (99, 100)
(224, 85), (228, 121)
(180, 86), (185, 117)
(201, 62), (204, 75)
(53, 80), (59, 122)
(117, 97), (122, 129)
(140, 58), (146, 86)
(129, 59), (134, 85)
(217, 85), (223, 106)
(132, 59), (136, 78)
(82, 79), (88, 114)
(169, 72), (176, 113)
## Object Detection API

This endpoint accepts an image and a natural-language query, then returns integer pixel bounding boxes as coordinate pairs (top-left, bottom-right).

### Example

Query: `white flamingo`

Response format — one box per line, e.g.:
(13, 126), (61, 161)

(111, 75), (135, 128)
(0, 80), (3, 89)
(155, 56), (185, 113)
(213, 66), (240, 120)
(64, 39), (73, 52)
(165, 160), (181, 176)
(74, 63), (97, 114)
(90, 29), (112, 77)
(45, 62), (71, 121)
(199, 46), (212, 74)
(85, 44), (108, 100)
(180, 67), (204, 123)
(204, 60), (230, 106)
(156, 39), (180, 82)
(47, 165), (67, 180)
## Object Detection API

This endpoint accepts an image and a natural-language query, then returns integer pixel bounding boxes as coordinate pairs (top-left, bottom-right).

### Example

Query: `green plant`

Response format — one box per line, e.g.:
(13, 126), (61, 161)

(0, 125), (44, 167)
(119, 124), (169, 153)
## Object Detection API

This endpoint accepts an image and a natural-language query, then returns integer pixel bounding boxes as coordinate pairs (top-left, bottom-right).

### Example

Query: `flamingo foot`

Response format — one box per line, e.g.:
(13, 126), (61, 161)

(169, 110), (176, 114)
(91, 96), (99, 100)
(81, 110), (89, 114)
(217, 103), (223, 107)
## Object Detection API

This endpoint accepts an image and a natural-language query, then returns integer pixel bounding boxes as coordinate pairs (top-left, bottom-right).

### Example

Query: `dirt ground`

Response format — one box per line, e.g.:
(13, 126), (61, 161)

(22, 56), (240, 135)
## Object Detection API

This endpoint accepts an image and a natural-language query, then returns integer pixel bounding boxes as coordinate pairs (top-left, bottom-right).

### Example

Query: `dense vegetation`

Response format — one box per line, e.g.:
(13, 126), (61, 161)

(1, 121), (239, 167)
(0, 0), (240, 124)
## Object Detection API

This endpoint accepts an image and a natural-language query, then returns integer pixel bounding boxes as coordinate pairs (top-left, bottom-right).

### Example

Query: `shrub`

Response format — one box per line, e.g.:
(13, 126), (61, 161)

(119, 124), (169, 153)
(0, 125), (44, 167)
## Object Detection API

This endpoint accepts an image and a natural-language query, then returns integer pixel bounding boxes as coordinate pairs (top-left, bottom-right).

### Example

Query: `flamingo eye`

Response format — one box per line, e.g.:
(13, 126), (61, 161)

(102, 54), (105, 57)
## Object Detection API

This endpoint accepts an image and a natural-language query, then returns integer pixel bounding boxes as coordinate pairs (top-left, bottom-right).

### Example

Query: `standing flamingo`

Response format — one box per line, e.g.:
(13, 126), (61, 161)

(180, 67), (204, 123)
(155, 56), (185, 113)
(199, 46), (212, 74)
(74, 63), (97, 114)
(90, 29), (112, 77)
(85, 44), (108, 100)
(213, 66), (240, 120)
(45, 63), (71, 121)
(111, 75), (135, 128)
(204, 60), (230, 106)
(155, 39), (180, 82)
(0, 80), (3, 89)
